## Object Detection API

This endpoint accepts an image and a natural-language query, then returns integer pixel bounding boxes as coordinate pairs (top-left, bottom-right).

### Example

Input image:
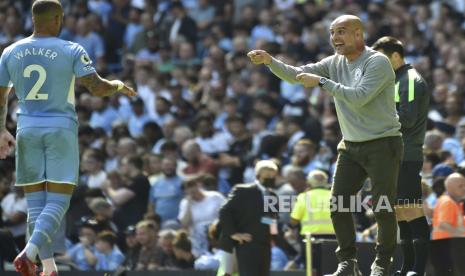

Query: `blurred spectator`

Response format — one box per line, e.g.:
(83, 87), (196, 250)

(182, 139), (218, 177)
(88, 197), (117, 233)
(80, 149), (107, 189)
(121, 225), (140, 270)
(178, 175), (225, 256)
(218, 114), (253, 186)
(124, 7), (143, 50)
(194, 113), (230, 156)
(284, 139), (325, 175)
(128, 97), (152, 138)
(172, 230), (195, 269)
(104, 155), (150, 233)
(143, 153), (163, 185)
(135, 220), (159, 270)
(154, 229), (177, 268)
(166, 2), (197, 47)
(58, 218), (100, 271)
(74, 16), (105, 70)
(148, 156), (184, 223)
(1, 185), (27, 250)
(431, 173), (465, 275)
(94, 230), (125, 271)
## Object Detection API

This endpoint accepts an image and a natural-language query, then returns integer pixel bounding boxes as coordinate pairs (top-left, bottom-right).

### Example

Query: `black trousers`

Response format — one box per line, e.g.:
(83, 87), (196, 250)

(236, 242), (271, 276)
(0, 229), (19, 270)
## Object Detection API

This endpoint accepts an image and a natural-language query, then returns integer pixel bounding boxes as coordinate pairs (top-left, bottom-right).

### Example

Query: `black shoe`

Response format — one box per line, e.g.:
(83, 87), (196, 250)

(392, 271), (405, 276)
(324, 259), (362, 276)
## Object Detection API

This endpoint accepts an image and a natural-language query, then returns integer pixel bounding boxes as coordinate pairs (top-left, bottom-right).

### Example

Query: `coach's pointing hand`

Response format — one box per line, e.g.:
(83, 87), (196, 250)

(296, 73), (321, 88)
(247, 50), (272, 65)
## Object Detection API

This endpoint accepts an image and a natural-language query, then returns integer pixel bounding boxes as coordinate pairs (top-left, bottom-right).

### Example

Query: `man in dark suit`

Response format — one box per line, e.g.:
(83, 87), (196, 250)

(219, 160), (279, 276)
(167, 2), (197, 47)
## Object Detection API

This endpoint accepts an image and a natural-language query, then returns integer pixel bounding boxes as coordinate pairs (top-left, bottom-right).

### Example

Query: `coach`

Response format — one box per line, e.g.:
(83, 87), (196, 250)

(248, 15), (403, 276)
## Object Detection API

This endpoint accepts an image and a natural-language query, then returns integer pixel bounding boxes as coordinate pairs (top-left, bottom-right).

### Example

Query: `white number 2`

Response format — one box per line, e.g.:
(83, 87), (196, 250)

(24, 64), (48, 100)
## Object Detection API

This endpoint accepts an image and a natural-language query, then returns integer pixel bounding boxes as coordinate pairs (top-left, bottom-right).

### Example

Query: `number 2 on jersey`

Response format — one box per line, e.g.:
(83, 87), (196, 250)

(24, 64), (48, 100)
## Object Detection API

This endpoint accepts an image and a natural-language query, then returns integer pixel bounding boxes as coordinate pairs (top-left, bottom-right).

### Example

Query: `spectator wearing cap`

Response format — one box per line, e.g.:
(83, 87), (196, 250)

(178, 175), (225, 257)
(122, 225), (140, 270)
(148, 156), (184, 223)
(287, 169), (335, 270)
(218, 160), (279, 276)
(94, 231), (125, 271)
(128, 97), (152, 138)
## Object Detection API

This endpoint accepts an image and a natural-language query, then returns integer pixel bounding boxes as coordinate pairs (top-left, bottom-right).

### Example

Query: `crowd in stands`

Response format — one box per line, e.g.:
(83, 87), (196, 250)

(1, 0), (465, 272)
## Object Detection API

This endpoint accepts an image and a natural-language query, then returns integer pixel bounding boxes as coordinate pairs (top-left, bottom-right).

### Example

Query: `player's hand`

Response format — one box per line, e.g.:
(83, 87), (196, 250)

(296, 73), (321, 88)
(0, 130), (15, 159)
(247, 50), (272, 65)
(231, 233), (252, 244)
(120, 84), (137, 97)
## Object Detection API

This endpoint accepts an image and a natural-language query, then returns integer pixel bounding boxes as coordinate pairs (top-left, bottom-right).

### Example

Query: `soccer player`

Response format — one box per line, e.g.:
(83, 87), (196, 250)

(373, 37), (430, 276)
(0, 1), (136, 276)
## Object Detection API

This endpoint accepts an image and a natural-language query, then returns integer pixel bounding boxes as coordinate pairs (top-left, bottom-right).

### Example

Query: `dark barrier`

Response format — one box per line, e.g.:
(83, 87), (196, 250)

(1, 272), (305, 276)
(3, 239), (465, 276)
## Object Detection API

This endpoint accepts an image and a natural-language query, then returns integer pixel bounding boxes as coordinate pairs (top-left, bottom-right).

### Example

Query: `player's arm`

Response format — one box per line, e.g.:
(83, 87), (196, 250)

(78, 73), (136, 98)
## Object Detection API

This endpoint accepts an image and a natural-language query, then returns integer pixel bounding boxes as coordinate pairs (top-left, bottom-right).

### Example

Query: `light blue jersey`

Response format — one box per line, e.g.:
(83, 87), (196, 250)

(0, 36), (95, 186)
(0, 36), (95, 130)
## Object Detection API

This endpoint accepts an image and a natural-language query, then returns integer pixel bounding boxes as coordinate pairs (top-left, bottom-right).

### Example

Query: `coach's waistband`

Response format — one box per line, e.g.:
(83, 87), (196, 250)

(343, 135), (401, 145)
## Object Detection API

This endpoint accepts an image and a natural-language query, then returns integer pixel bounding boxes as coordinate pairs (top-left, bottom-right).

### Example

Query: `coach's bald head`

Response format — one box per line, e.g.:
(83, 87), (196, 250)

(329, 15), (365, 61)
(32, 0), (63, 37)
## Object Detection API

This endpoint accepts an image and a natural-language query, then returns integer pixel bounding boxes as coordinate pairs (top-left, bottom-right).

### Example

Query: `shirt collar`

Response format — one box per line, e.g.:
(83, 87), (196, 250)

(255, 180), (266, 194)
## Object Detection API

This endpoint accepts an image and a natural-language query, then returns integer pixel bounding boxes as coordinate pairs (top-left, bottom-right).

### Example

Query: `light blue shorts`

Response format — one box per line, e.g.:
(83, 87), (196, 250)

(15, 127), (79, 186)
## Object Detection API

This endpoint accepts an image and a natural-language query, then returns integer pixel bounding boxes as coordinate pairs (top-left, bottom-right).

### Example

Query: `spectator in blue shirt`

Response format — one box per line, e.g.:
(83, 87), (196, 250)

(57, 219), (99, 271)
(74, 16), (105, 69)
(148, 156), (184, 222)
(128, 97), (152, 138)
(94, 231), (125, 271)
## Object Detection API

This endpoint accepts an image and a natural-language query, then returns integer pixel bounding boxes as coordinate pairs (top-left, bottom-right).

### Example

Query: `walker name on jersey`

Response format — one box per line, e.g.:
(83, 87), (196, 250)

(13, 47), (58, 60)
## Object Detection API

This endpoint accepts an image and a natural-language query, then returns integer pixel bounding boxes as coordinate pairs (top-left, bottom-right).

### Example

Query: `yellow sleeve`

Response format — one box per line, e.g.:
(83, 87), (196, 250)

(290, 193), (306, 220)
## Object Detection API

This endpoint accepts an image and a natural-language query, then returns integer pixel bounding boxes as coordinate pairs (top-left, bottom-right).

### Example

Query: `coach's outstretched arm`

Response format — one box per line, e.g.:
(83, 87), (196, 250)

(0, 86), (15, 159)
(247, 49), (330, 84)
(78, 72), (137, 98)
